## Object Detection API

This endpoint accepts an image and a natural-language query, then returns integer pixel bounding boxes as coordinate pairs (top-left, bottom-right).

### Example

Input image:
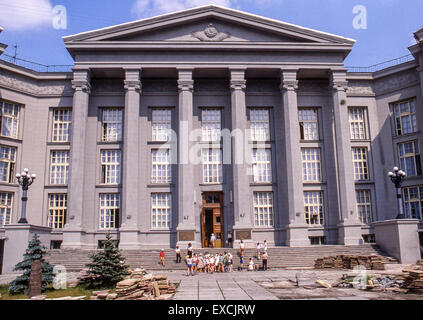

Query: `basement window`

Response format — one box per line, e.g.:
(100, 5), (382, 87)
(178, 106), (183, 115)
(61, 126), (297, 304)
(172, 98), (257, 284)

(362, 234), (376, 243)
(50, 240), (62, 250)
(309, 236), (326, 245)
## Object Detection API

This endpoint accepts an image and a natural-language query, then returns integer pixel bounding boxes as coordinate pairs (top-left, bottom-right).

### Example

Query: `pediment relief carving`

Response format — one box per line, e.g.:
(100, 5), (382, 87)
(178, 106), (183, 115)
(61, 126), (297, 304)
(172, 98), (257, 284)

(192, 24), (231, 42)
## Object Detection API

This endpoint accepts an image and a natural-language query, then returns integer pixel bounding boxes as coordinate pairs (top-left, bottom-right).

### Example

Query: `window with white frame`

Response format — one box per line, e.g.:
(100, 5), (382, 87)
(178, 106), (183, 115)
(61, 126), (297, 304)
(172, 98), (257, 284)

(201, 109), (221, 141)
(100, 150), (121, 184)
(356, 190), (373, 224)
(0, 146), (16, 183)
(48, 194), (67, 229)
(252, 149), (272, 183)
(250, 109), (270, 141)
(50, 151), (69, 185)
(403, 186), (423, 220)
(398, 141), (422, 177)
(102, 108), (123, 142)
(0, 101), (20, 139)
(52, 108), (72, 142)
(393, 99), (417, 136)
(152, 149), (171, 184)
(299, 108), (319, 140)
(304, 191), (324, 225)
(0, 192), (13, 226)
(202, 149), (222, 184)
(349, 107), (367, 140)
(152, 109), (172, 141)
(352, 147), (369, 180)
(99, 193), (120, 229)
(253, 192), (273, 227)
(151, 193), (172, 229)
(301, 148), (321, 182)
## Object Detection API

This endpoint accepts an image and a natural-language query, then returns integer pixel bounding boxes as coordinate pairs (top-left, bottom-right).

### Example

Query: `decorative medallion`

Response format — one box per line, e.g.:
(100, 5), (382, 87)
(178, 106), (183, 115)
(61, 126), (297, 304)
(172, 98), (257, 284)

(192, 24), (230, 42)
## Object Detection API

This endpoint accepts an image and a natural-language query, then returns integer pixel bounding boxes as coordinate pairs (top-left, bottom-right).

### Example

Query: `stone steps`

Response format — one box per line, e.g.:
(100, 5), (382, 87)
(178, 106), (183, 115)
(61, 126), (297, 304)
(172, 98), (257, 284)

(45, 244), (395, 272)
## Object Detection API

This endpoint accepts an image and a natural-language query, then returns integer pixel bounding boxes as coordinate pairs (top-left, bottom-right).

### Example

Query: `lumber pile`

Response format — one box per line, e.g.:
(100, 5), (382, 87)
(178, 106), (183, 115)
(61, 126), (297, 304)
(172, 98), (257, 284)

(314, 254), (385, 270)
(90, 268), (176, 300)
(404, 270), (423, 294)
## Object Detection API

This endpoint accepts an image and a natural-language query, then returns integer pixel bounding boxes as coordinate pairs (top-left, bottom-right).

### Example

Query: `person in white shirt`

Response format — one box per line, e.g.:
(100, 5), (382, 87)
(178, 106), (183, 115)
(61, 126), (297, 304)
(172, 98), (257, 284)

(210, 233), (216, 248)
(209, 255), (215, 273)
(256, 242), (261, 260)
(175, 246), (181, 263)
(240, 240), (245, 257)
(248, 258), (258, 271)
(186, 255), (194, 276)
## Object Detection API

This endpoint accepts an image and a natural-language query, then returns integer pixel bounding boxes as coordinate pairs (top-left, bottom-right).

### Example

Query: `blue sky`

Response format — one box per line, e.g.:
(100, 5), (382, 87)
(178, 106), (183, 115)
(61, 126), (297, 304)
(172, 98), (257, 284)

(0, 0), (422, 67)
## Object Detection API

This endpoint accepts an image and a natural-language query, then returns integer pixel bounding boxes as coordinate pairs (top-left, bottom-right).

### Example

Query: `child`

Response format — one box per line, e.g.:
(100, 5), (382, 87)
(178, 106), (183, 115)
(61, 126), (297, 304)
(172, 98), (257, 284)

(204, 252), (210, 273)
(175, 246), (181, 263)
(159, 249), (165, 267)
(209, 255), (215, 273)
(239, 254), (244, 271)
(186, 255), (194, 276)
(198, 253), (204, 272)
(218, 253), (224, 272)
(223, 252), (228, 272)
(248, 258), (258, 271)
(256, 242), (261, 260)
(227, 252), (233, 272)
(192, 254), (198, 273)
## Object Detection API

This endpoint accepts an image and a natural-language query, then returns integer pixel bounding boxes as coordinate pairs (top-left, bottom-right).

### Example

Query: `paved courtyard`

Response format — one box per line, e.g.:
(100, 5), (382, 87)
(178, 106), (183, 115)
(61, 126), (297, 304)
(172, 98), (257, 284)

(1, 264), (423, 300)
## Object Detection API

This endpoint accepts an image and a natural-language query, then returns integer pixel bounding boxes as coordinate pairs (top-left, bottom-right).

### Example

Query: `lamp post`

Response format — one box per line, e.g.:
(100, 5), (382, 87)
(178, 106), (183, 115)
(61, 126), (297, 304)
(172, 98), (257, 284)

(16, 168), (36, 224)
(388, 167), (406, 219)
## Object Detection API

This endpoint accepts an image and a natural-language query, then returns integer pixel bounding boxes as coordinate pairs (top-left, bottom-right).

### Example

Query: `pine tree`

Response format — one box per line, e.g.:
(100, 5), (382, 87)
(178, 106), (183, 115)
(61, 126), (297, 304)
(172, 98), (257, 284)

(82, 232), (130, 289)
(8, 233), (54, 295)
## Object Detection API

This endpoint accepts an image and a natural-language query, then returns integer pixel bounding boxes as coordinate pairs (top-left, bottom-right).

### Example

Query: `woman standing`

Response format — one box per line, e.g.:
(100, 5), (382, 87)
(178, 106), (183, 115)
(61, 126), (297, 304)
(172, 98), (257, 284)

(239, 240), (245, 257)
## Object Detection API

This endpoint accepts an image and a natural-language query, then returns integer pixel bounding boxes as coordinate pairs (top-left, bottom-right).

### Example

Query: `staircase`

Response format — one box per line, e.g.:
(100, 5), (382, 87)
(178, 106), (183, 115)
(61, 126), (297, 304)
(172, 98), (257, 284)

(46, 244), (396, 272)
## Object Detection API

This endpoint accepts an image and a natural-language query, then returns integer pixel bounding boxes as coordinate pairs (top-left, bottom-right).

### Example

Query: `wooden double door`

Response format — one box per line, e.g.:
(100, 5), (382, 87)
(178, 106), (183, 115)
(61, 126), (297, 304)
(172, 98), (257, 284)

(202, 192), (224, 248)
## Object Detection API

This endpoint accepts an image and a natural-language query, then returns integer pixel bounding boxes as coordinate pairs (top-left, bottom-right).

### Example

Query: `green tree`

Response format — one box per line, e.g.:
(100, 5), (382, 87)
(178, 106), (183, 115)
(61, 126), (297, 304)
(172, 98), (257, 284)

(82, 232), (129, 289)
(8, 233), (54, 295)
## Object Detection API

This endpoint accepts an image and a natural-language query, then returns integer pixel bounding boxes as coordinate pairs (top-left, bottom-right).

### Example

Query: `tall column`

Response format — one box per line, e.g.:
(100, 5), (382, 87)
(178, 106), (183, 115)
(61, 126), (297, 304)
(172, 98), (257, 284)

(119, 69), (142, 249)
(176, 69), (198, 247)
(230, 69), (253, 246)
(331, 70), (363, 245)
(279, 70), (309, 247)
(62, 70), (91, 249)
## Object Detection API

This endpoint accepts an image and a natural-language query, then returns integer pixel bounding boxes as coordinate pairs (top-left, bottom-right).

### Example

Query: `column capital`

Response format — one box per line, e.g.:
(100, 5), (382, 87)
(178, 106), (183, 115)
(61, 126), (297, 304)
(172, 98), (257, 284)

(124, 69), (142, 92)
(280, 69), (298, 92)
(177, 69), (194, 92)
(230, 69), (246, 91)
(71, 69), (91, 93)
(330, 70), (348, 92)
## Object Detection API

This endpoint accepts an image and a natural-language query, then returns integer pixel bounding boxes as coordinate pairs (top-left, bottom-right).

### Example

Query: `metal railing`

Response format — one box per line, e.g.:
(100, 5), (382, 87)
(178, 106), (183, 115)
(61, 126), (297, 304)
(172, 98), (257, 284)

(0, 53), (73, 72)
(346, 54), (415, 73)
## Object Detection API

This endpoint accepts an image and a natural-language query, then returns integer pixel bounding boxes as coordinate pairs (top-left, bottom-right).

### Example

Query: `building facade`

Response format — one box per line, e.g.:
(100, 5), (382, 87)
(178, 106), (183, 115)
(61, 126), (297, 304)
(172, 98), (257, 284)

(0, 6), (423, 250)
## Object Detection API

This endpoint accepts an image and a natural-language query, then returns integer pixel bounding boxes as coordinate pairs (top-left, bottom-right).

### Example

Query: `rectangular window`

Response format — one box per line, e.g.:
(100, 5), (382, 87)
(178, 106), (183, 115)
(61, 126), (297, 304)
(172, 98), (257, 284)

(403, 186), (423, 220)
(301, 148), (321, 182)
(102, 108), (123, 142)
(151, 193), (172, 229)
(356, 190), (373, 224)
(52, 108), (72, 142)
(0, 192), (13, 226)
(0, 101), (20, 139)
(152, 109), (172, 141)
(252, 149), (272, 183)
(50, 151), (69, 185)
(48, 194), (67, 229)
(100, 150), (121, 184)
(250, 109), (270, 141)
(304, 191), (324, 226)
(398, 141), (422, 177)
(152, 149), (171, 184)
(201, 109), (221, 142)
(0, 146), (16, 183)
(299, 108), (319, 141)
(253, 192), (273, 227)
(349, 107), (367, 140)
(393, 100), (417, 136)
(352, 147), (369, 180)
(99, 193), (120, 229)
(202, 149), (223, 184)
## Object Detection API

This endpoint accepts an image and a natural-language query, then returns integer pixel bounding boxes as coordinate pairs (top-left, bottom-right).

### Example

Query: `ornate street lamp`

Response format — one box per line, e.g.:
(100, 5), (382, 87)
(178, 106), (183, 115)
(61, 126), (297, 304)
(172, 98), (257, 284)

(388, 167), (406, 219)
(16, 168), (36, 224)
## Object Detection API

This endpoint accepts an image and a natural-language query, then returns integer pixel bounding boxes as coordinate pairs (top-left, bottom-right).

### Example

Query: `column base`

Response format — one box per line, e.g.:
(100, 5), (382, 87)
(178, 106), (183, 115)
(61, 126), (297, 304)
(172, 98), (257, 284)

(337, 220), (363, 245)
(119, 226), (141, 250)
(61, 226), (86, 249)
(285, 223), (310, 247)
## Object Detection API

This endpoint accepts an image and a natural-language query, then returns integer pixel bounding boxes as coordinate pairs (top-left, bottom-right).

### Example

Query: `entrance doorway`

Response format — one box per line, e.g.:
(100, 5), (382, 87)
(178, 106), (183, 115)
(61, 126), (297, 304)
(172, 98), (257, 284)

(202, 192), (224, 248)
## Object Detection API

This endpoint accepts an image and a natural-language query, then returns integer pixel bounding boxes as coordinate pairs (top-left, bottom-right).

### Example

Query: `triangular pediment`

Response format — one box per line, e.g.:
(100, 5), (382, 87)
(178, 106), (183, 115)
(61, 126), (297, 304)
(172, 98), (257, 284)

(63, 5), (355, 45)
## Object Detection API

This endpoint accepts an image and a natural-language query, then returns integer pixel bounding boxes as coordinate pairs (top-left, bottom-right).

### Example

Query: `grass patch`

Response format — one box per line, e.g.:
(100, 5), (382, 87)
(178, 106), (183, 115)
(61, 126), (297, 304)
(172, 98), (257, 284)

(0, 284), (114, 300)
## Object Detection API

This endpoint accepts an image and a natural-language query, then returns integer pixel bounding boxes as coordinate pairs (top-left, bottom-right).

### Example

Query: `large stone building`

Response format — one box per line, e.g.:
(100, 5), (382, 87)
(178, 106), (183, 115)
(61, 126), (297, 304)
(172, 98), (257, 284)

(0, 6), (422, 252)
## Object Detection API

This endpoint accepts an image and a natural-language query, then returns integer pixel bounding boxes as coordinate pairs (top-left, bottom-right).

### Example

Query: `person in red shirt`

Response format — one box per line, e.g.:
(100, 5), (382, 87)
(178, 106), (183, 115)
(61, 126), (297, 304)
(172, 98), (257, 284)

(159, 249), (165, 267)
